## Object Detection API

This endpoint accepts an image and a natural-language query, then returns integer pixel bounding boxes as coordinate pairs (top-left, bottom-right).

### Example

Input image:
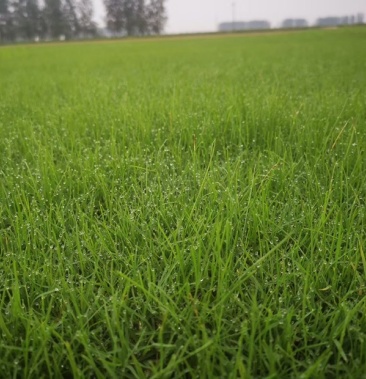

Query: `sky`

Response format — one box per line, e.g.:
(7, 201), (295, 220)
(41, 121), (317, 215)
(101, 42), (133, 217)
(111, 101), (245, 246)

(93, 0), (366, 33)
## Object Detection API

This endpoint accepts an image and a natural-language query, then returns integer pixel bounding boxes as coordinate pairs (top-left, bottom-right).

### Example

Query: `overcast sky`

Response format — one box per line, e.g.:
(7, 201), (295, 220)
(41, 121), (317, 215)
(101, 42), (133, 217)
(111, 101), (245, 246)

(93, 0), (366, 33)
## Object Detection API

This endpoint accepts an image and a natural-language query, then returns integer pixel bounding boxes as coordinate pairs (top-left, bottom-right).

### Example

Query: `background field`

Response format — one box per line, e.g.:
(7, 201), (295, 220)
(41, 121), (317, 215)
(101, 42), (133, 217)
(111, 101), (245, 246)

(1, 28), (366, 378)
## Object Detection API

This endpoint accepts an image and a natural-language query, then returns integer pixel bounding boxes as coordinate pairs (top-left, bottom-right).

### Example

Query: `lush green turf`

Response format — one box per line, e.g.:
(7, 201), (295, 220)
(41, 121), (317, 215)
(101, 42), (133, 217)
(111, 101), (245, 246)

(0, 27), (366, 378)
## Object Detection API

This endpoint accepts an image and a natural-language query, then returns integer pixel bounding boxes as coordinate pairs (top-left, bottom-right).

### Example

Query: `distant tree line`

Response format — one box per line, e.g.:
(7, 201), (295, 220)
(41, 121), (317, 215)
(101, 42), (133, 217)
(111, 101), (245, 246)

(104, 0), (166, 36)
(0, 0), (97, 42)
(0, 0), (166, 43)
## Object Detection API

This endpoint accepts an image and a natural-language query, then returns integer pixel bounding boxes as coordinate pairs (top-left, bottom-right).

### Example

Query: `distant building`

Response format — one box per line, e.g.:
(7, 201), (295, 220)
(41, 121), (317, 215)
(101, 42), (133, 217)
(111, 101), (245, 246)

(218, 22), (247, 31)
(356, 13), (364, 24)
(246, 20), (271, 30)
(218, 20), (270, 32)
(316, 14), (364, 27)
(316, 17), (342, 27)
(340, 16), (349, 25)
(282, 19), (308, 28)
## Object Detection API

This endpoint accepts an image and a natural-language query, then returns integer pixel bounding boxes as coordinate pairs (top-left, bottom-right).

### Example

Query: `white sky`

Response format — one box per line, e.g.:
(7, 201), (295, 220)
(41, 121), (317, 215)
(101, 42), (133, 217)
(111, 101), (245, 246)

(93, 0), (366, 33)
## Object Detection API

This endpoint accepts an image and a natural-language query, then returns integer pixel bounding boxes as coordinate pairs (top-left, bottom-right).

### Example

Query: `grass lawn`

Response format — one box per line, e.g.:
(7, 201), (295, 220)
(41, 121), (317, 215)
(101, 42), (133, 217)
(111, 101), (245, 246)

(0, 27), (366, 378)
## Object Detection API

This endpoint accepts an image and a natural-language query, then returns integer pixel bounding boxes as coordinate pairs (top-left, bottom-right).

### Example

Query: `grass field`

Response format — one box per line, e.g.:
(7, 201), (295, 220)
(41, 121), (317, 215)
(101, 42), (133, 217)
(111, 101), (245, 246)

(0, 27), (366, 378)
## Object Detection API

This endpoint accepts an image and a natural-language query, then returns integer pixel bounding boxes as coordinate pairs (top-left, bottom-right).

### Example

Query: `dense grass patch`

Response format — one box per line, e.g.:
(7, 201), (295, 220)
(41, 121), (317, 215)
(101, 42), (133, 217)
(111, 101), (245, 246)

(1, 27), (366, 378)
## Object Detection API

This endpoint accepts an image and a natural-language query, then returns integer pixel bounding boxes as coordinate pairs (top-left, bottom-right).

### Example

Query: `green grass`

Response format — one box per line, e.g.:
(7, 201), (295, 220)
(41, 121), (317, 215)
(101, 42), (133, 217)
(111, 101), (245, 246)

(0, 27), (366, 378)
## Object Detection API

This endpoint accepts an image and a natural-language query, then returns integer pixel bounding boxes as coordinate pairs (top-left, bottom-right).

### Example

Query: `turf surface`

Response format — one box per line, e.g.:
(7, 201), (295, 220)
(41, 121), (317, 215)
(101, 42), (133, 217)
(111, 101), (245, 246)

(0, 27), (366, 378)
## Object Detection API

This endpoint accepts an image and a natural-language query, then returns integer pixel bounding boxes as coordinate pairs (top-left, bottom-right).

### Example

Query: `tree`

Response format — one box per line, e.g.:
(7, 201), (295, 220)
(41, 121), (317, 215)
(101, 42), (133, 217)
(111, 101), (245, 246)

(0, 0), (8, 13)
(147, 0), (166, 35)
(122, 0), (136, 36)
(43, 0), (66, 38)
(135, 0), (147, 35)
(0, 0), (12, 42)
(9, 0), (24, 39)
(104, 0), (166, 36)
(77, 0), (96, 37)
(63, 0), (79, 37)
(42, 0), (80, 39)
(1, 0), (97, 41)
(104, 0), (124, 34)
(25, 0), (41, 39)
(1, 0), (40, 42)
